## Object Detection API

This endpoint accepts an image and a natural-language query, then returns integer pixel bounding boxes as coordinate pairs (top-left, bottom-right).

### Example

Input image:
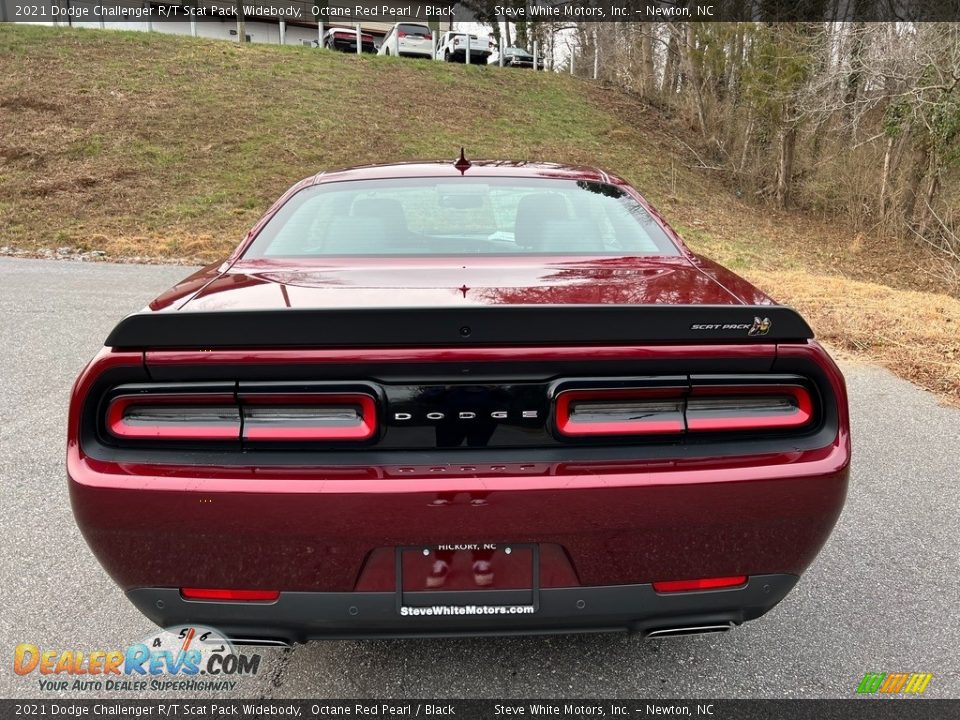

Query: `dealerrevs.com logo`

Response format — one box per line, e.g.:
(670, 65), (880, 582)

(13, 625), (262, 693)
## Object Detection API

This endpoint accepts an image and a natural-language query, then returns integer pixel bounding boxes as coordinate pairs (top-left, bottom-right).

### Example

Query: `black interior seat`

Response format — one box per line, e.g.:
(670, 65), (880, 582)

(349, 198), (421, 251)
(323, 216), (389, 253)
(515, 193), (570, 250)
(515, 193), (603, 252)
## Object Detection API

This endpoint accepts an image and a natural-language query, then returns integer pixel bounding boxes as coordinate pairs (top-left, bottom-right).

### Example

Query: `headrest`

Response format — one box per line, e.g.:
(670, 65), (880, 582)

(515, 193), (569, 249)
(324, 216), (388, 254)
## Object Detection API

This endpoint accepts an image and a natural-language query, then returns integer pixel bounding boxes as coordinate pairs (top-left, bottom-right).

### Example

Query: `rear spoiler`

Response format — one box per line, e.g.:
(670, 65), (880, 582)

(104, 305), (813, 349)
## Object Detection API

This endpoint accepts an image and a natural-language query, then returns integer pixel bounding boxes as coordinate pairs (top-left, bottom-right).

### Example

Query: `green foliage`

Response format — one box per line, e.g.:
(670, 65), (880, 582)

(930, 92), (960, 167)
(740, 24), (816, 125)
(882, 98), (910, 138)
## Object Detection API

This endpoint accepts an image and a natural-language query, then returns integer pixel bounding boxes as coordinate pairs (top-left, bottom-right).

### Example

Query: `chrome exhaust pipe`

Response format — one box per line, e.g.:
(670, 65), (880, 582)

(230, 638), (292, 648)
(645, 623), (733, 639)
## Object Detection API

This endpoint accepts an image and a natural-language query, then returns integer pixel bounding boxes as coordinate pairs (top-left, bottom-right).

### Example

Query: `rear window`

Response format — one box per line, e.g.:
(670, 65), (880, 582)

(244, 177), (680, 258)
(399, 24), (430, 35)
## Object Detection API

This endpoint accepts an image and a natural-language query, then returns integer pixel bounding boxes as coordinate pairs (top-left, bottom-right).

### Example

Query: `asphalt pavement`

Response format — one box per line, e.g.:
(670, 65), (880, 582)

(1, 257), (957, 699)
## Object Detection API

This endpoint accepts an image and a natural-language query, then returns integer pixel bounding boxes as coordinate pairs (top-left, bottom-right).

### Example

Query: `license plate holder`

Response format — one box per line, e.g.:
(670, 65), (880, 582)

(396, 543), (539, 615)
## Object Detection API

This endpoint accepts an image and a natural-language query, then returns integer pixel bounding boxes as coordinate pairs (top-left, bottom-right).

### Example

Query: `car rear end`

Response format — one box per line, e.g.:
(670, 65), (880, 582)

(445, 33), (495, 62)
(68, 164), (850, 642)
(327, 28), (376, 54)
(393, 23), (433, 58)
(68, 309), (849, 643)
(500, 49), (543, 69)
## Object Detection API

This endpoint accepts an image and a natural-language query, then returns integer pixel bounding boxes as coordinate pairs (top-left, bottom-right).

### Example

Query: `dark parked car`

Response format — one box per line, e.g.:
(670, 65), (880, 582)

(323, 27), (376, 54)
(69, 157), (850, 643)
(488, 46), (544, 69)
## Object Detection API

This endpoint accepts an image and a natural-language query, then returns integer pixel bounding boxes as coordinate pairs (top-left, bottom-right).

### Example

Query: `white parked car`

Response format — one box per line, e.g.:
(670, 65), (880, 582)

(435, 31), (496, 63)
(377, 23), (434, 58)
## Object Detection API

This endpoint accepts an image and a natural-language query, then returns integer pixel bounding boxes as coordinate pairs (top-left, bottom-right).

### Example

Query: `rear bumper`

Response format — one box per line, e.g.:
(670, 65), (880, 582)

(447, 48), (492, 62)
(127, 574), (797, 642)
(329, 39), (376, 53)
(397, 45), (433, 58)
(502, 60), (544, 69)
(69, 441), (848, 635)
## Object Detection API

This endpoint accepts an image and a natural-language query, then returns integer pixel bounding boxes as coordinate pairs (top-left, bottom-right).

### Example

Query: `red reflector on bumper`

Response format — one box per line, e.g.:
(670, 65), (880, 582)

(652, 576), (748, 593)
(180, 588), (280, 602)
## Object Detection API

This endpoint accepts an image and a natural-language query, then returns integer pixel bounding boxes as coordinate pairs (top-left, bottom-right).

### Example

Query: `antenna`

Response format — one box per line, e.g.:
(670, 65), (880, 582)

(454, 147), (471, 174)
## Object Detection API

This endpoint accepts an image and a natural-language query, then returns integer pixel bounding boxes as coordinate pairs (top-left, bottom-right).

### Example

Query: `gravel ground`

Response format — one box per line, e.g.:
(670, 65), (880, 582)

(1, 257), (957, 699)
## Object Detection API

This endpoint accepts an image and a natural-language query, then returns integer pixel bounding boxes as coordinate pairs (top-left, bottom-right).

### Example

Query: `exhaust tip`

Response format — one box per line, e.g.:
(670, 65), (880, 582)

(230, 638), (292, 648)
(645, 623), (733, 640)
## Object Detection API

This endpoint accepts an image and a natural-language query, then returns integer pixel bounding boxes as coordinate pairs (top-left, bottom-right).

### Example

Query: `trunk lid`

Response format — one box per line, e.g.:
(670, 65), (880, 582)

(180, 257), (745, 310)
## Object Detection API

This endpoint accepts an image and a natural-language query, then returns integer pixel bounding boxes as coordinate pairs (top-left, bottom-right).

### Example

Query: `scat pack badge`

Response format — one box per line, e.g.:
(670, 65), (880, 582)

(748, 316), (772, 336)
(690, 317), (773, 335)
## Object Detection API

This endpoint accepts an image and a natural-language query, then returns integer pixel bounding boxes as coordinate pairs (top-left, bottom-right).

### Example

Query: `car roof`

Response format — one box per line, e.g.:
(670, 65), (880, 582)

(311, 160), (618, 185)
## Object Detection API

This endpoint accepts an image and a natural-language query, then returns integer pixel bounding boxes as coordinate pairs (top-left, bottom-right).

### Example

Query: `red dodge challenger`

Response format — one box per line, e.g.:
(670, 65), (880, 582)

(68, 158), (850, 643)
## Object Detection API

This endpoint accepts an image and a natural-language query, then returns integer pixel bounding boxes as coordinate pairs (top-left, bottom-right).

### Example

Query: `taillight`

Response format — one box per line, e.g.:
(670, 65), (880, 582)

(105, 389), (378, 443)
(397, 31), (407, 38)
(424, 33), (432, 40)
(556, 389), (684, 437)
(239, 393), (377, 442)
(106, 394), (240, 440)
(685, 385), (812, 432)
(653, 576), (747, 593)
(553, 381), (815, 438)
(181, 588), (280, 602)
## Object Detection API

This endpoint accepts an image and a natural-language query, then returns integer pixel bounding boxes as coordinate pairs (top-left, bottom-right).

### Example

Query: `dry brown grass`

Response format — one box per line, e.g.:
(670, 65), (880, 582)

(748, 271), (960, 404)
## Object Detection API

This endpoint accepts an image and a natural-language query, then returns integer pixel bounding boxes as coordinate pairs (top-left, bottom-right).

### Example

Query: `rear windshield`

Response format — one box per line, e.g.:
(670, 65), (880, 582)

(399, 24), (430, 35)
(244, 177), (680, 258)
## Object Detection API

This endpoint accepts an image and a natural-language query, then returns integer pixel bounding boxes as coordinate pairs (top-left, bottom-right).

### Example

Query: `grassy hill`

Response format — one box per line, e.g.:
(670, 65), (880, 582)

(1, 24), (958, 401)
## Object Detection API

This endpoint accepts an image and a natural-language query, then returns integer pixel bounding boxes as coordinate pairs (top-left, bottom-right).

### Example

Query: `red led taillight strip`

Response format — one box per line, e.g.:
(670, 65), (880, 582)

(106, 392), (378, 442)
(685, 385), (812, 432)
(555, 389), (685, 437)
(239, 393), (377, 442)
(106, 394), (240, 441)
(554, 384), (814, 437)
